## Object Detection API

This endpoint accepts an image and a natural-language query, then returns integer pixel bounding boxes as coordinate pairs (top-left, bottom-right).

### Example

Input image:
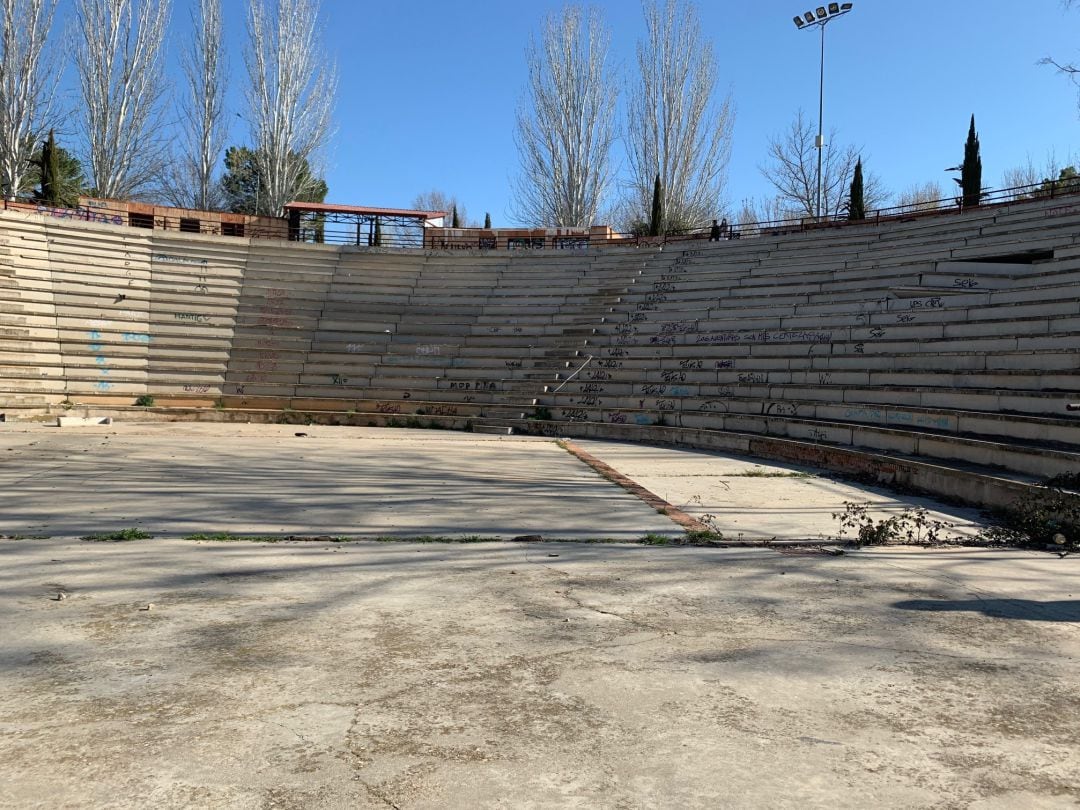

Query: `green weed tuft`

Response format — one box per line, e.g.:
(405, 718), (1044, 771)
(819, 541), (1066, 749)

(83, 528), (153, 542)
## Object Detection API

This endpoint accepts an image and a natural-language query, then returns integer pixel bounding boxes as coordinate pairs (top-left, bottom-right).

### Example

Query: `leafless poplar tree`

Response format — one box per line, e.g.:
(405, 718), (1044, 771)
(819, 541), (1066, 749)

(894, 181), (945, 212)
(760, 109), (887, 219)
(159, 0), (226, 210)
(412, 190), (472, 227)
(74, 0), (172, 200)
(625, 0), (735, 231)
(513, 5), (617, 227)
(244, 0), (336, 217)
(0, 0), (61, 199)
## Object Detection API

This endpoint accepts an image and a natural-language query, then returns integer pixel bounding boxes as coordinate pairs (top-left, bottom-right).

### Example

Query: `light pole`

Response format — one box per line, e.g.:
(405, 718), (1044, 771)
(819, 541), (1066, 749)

(793, 3), (854, 221)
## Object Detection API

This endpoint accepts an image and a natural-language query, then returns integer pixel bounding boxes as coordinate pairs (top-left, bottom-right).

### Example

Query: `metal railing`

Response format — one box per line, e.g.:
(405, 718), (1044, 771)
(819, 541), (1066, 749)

(549, 355), (594, 395)
(7, 177), (1079, 251)
(636, 178), (1080, 246)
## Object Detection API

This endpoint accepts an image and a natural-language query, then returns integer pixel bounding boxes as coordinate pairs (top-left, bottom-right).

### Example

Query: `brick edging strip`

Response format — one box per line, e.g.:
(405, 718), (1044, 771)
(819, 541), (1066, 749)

(558, 439), (712, 533)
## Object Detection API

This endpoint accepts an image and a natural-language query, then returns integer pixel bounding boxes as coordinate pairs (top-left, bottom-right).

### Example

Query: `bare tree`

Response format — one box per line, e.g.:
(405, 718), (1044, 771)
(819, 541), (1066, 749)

(1042, 2), (1080, 81)
(513, 5), (617, 227)
(625, 0), (734, 232)
(74, 0), (172, 200)
(1000, 151), (1075, 192)
(412, 190), (472, 226)
(894, 181), (945, 212)
(0, 0), (61, 199)
(244, 0), (336, 217)
(760, 109), (887, 219)
(159, 0), (226, 210)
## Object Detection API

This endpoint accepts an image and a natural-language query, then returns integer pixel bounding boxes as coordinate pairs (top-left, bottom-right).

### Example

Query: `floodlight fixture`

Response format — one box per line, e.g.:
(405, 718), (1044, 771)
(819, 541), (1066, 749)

(790, 2), (854, 220)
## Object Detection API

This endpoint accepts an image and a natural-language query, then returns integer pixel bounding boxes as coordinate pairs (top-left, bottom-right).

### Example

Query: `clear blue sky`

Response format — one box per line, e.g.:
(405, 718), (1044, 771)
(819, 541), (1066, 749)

(54, 0), (1080, 224)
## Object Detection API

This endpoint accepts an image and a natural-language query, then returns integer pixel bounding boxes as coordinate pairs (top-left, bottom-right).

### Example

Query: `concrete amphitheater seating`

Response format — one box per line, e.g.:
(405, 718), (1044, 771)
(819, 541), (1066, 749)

(2, 194), (1078, 508)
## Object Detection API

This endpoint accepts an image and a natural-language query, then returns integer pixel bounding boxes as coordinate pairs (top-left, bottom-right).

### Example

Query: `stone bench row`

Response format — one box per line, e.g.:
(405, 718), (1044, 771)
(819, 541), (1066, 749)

(540, 381), (1071, 418)
(534, 405), (1077, 481)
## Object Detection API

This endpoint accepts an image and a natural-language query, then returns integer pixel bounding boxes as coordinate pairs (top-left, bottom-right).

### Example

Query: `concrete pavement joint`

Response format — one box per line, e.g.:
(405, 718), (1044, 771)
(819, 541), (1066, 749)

(557, 439), (711, 534)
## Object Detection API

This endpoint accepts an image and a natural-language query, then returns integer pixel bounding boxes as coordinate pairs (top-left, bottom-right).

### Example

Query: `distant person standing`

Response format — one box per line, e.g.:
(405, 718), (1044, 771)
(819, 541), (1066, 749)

(709, 219), (721, 241)
(720, 218), (728, 239)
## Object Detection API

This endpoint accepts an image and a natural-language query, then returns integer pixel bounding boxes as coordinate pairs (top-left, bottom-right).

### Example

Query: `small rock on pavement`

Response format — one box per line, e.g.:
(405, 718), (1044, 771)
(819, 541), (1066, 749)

(141, 603), (153, 611)
(53, 592), (67, 601)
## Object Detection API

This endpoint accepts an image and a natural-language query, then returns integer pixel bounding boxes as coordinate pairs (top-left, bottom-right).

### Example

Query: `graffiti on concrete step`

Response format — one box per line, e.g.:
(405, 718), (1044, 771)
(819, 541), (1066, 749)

(560, 409), (589, 421)
(428, 404), (459, 416)
(908, 296), (943, 310)
(174, 312), (210, 324)
(375, 401), (401, 414)
(121, 332), (151, 343)
(257, 288), (295, 329)
(886, 411), (953, 430)
(843, 406), (883, 422)
(715, 359), (735, 369)
(153, 253), (207, 266)
(650, 335), (677, 346)
(679, 359), (704, 370)
(657, 399), (676, 411)
(183, 384), (211, 394)
(330, 374), (348, 386)
(869, 327), (886, 339)
(738, 372), (767, 384)
(953, 278), (979, 288)
(449, 381), (471, 390)
(630, 312), (649, 322)
(895, 313), (916, 323)
(416, 344), (442, 355)
(642, 383), (667, 396)
(608, 412), (627, 424)
(660, 320), (699, 335)
(661, 370), (687, 383)
(697, 329), (833, 345)
(766, 402), (798, 416)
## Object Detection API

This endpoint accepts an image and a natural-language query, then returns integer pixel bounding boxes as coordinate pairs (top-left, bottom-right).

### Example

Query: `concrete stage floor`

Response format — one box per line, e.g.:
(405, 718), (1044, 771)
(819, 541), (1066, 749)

(2, 424), (1077, 807)
(1, 538), (1077, 808)
(0, 423), (985, 541)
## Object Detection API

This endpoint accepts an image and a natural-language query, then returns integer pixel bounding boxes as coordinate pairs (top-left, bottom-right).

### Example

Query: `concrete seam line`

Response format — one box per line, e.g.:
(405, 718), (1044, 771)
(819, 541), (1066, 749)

(557, 439), (712, 533)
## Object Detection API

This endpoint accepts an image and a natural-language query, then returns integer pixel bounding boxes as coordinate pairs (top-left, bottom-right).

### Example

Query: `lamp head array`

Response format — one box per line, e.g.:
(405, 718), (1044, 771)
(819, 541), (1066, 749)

(793, 3), (853, 28)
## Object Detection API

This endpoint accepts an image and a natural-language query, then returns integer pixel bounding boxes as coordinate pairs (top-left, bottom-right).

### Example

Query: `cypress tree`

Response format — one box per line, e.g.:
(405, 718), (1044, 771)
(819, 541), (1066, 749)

(41, 130), (61, 205)
(451, 205), (460, 228)
(484, 212), (491, 229)
(649, 174), (663, 237)
(961, 115), (982, 209)
(848, 159), (866, 220)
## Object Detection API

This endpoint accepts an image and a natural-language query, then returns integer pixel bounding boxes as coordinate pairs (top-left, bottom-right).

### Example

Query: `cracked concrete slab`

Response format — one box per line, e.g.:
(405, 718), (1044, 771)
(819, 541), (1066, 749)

(569, 439), (986, 541)
(1, 539), (1077, 808)
(0, 423), (680, 541)
(0, 423), (985, 542)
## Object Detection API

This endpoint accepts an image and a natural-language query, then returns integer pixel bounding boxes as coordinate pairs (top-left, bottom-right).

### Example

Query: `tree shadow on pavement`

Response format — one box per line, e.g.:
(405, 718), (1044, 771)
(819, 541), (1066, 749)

(893, 598), (1080, 623)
